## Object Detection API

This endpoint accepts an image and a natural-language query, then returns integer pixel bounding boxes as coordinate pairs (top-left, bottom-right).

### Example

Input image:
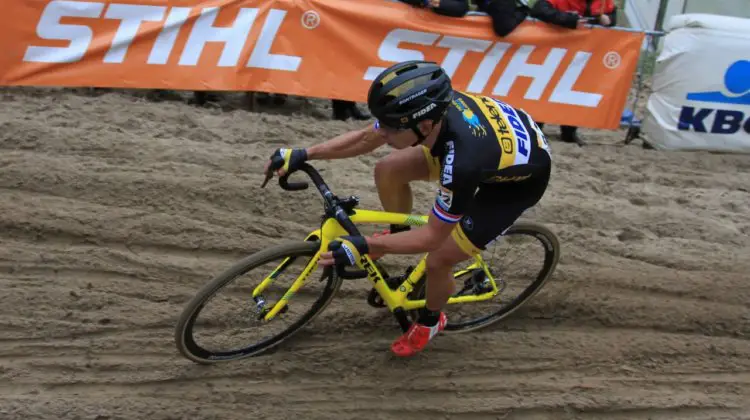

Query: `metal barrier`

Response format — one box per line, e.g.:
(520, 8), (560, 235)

(619, 28), (665, 145)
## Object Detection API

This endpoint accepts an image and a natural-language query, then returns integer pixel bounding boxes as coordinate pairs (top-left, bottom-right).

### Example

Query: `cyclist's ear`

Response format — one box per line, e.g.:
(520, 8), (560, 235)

(417, 119), (436, 136)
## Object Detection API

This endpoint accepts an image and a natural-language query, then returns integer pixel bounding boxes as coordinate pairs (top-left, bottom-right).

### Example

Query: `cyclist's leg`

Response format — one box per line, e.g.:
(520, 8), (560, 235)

(392, 177), (549, 356)
(424, 232), (472, 309)
(374, 145), (440, 218)
(426, 187), (541, 312)
(390, 234), (466, 357)
(391, 225), (475, 357)
(369, 146), (438, 261)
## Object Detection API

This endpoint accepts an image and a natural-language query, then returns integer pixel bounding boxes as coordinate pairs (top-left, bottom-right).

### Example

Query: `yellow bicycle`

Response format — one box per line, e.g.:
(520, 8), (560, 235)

(174, 162), (561, 364)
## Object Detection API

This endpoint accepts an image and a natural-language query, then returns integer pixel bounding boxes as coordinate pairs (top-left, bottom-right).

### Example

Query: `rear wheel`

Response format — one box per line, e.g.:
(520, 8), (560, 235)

(408, 222), (560, 333)
(174, 241), (341, 364)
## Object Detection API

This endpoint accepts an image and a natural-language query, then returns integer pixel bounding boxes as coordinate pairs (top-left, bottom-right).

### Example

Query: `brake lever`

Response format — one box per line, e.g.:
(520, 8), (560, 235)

(260, 168), (273, 188)
(260, 155), (286, 188)
(337, 265), (368, 279)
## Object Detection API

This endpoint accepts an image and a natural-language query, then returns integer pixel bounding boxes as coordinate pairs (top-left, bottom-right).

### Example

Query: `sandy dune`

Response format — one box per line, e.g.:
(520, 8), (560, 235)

(1, 87), (749, 419)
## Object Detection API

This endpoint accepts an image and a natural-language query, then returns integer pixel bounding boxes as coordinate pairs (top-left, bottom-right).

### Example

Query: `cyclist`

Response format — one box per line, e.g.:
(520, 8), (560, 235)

(264, 60), (552, 357)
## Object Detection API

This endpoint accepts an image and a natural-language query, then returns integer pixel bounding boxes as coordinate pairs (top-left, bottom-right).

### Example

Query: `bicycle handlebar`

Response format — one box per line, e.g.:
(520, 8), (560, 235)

(261, 160), (369, 280)
(279, 173), (308, 191)
(263, 156), (330, 196)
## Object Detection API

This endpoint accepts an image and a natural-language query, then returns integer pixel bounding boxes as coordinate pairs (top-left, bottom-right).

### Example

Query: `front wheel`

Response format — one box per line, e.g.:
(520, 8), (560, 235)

(174, 241), (341, 364)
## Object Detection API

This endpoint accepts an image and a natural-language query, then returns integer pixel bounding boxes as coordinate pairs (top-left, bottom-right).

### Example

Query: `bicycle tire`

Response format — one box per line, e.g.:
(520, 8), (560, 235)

(174, 241), (341, 364)
(409, 221), (561, 333)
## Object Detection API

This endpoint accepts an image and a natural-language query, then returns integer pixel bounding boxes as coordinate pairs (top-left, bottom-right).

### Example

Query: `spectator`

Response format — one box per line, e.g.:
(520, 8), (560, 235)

(539, 0), (617, 145)
(548, 0), (617, 27)
(189, 91), (288, 107)
(398, 1), (586, 35)
(332, 99), (371, 121)
(477, 0), (585, 36)
(398, 0), (471, 17)
(254, 92), (289, 106)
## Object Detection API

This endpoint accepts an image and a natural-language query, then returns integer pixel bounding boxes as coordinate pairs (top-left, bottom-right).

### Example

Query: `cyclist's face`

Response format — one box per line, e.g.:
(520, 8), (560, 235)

(380, 128), (414, 149)
(375, 120), (420, 149)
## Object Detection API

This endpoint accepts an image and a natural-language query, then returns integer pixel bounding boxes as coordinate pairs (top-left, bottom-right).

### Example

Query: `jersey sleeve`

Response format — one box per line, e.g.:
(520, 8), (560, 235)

(431, 140), (480, 224)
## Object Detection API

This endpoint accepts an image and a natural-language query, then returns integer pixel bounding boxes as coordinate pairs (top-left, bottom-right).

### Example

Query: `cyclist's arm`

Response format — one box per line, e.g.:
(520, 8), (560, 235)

(365, 215), (456, 255)
(307, 123), (386, 160)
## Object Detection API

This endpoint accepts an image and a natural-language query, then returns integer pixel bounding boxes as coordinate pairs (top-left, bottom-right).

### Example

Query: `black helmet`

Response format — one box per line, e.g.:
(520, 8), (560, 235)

(367, 60), (453, 134)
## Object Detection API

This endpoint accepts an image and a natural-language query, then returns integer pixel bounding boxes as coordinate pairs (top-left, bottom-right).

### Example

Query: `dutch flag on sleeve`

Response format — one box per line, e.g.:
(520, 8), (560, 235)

(432, 203), (462, 223)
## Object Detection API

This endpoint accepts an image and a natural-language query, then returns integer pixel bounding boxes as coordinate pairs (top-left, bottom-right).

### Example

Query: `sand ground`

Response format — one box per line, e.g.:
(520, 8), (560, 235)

(1, 87), (749, 419)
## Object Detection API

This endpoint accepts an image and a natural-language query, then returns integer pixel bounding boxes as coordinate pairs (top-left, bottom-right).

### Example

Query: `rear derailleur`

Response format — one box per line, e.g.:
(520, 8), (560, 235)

(453, 268), (494, 297)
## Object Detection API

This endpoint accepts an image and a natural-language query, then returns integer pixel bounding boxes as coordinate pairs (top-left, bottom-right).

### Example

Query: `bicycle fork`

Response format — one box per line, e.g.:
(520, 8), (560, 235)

(251, 233), (322, 321)
(251, 254), (317, 320)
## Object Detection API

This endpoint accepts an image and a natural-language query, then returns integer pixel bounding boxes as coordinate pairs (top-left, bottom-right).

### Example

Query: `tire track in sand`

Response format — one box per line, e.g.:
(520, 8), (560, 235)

(1, 87), (749, 419)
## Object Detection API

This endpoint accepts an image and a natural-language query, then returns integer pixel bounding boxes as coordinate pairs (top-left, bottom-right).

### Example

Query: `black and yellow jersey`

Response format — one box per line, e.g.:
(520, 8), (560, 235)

(427, 90), (552, 224)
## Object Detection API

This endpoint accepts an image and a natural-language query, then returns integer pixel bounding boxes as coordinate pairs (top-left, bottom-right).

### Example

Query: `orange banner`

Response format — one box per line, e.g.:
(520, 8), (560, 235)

(0, 0), (644, 129)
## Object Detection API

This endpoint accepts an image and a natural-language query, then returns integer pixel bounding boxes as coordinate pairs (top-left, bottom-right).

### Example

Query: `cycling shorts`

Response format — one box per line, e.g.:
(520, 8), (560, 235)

(422, 146), (550, 255)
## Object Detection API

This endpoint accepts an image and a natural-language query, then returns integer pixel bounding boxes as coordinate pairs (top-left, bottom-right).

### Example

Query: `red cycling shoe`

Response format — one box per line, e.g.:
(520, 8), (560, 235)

(391, 312), (447, 357)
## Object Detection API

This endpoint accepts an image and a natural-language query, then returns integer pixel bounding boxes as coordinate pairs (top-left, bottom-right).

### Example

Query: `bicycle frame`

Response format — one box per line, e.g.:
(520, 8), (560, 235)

(254, 209), (501, 328)
(255, 162), (501, 332)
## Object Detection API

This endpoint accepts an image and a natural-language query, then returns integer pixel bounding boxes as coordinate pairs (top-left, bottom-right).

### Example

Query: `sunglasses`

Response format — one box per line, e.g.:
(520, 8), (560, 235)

(375, 119), (407, 133)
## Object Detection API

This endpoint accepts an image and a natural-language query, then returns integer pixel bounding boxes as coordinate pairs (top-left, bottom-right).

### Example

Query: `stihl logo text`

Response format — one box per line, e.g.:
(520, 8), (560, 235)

(364, 29), (605, 108)
(23, 0), (302, 70)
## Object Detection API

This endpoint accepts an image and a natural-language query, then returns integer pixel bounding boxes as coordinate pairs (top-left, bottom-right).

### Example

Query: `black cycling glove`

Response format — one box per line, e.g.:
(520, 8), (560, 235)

(270, 147), (308, 173)
(328, 235), (369, 266)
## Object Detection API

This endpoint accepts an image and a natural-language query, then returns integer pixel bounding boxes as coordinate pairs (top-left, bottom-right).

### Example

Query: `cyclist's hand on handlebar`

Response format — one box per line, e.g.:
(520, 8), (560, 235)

(261, 147), (308, 188)
(319, 235), (369, 267)
(265, 147), (308, 177)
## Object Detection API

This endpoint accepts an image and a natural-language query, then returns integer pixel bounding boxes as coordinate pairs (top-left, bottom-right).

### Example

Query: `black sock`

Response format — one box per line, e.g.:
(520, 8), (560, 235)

(389, 224), (411, 234)
(418, 307), (441, 327)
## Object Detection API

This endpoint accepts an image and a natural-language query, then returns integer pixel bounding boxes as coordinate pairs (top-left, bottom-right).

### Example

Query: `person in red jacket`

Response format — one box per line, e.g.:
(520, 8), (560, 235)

(398, 0), (587, 36)
(548, 0), (617, 27)
(539, 0), (617, 145)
